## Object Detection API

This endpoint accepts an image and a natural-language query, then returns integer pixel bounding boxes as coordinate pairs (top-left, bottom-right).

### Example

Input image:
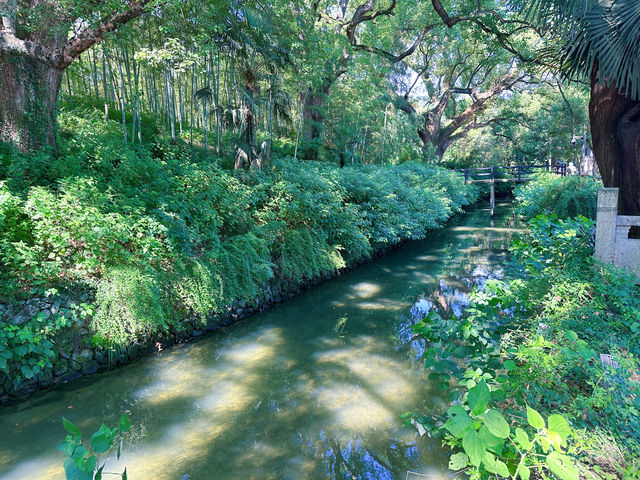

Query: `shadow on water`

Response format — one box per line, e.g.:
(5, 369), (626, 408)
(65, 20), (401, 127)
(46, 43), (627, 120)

(0, 202), (521, 480)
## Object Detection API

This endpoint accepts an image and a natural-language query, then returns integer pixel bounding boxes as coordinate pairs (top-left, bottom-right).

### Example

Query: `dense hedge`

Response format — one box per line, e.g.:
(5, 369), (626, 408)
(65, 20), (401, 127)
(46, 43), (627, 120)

(513, 173), (601, 219)
(0, 108), (478, 388)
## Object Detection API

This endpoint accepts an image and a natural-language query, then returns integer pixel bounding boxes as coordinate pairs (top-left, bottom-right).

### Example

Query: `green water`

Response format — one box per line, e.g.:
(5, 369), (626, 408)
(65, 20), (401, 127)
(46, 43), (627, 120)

(0, 203), (522, 480)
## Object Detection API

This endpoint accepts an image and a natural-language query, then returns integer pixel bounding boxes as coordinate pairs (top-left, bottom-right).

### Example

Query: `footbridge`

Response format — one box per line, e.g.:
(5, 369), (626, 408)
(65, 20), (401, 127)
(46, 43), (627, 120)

(456, 163), (567, 216)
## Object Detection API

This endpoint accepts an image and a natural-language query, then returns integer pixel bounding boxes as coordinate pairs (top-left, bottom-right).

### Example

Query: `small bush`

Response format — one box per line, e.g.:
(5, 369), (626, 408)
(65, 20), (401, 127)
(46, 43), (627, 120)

(514, 173), (601, 220)
(408, 214), (640, 476)
(93, 266), (170, 347)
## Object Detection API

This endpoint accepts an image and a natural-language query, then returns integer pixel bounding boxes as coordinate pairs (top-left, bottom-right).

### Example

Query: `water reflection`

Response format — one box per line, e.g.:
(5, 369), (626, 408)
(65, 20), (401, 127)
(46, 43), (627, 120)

(0, 203), (519, 480)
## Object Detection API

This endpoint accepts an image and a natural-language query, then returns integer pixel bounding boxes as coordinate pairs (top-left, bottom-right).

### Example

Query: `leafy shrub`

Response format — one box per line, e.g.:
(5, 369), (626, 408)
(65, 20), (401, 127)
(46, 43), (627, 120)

(0, 309), (69, 387)
(214, 231), (273, 304)
(93, 266), (170, 347)
(275, 227), (345, 281)
(59, 414), (131, 480)
(514, 174), (601, 220)
(408, 215), (640, 477)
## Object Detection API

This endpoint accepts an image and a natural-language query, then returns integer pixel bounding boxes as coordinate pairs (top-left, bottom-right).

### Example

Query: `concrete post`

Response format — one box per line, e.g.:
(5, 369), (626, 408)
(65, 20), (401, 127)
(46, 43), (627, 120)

(594, 188), (618, 265)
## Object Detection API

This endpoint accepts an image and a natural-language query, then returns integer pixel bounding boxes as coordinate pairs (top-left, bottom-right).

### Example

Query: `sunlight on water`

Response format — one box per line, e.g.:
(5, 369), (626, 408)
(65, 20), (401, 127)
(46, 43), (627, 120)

(351, 281), (382, 298)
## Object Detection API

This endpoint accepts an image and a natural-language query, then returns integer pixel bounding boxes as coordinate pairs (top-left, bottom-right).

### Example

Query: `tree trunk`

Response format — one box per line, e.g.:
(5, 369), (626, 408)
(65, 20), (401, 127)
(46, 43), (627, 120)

(301, 85), (330, 159)
(0, 57), (62, 154)
(589, 68), (640, 215)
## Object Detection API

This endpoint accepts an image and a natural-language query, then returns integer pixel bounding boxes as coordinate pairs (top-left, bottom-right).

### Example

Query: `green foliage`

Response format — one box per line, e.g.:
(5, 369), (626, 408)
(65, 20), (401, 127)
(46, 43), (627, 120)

(529, 0), (640, 100)
(93, 266), (170, 347)
(514, 173), (601, 220)
(511, 215), (595, 273)
(438, 384), (577, 477)
(338, 163), (478, 246)
(0, 106), (478, 376)
(0, 308), (69, 387)
(408, 214), (640, 477)
(59, 414), (130, 480)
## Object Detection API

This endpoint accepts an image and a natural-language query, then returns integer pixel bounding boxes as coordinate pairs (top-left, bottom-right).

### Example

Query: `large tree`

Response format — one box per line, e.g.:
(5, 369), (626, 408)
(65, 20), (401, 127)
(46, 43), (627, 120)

(0, 0), (153, 153)
(406, 28), (526, 161)
(296, 0), (430, 159)
(529, 0), (640, 215)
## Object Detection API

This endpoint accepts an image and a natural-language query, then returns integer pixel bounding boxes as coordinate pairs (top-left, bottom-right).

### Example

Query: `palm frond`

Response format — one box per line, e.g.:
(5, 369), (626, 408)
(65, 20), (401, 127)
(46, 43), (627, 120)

(529, 0), (640, 99)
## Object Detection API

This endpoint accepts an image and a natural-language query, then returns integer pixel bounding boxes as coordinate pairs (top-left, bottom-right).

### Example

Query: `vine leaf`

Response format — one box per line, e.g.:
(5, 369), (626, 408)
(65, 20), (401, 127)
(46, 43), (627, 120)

(482, 409), (510, 439)
(468, 380), (491, 415)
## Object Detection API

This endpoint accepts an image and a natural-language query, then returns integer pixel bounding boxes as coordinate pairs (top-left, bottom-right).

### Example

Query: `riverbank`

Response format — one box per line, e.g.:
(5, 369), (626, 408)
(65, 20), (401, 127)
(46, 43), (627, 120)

(409, 176), (639, 478)
(0, 109), (480, 402)
(1, 232), (435, 403)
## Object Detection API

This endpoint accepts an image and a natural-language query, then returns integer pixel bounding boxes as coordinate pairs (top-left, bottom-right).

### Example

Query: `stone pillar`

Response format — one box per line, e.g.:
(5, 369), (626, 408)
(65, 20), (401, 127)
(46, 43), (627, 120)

(594, 188), (618, 265)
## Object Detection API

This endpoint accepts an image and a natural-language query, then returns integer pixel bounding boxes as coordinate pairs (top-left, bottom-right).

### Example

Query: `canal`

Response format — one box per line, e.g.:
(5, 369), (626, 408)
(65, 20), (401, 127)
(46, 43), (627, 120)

(0, 202), (522, 480)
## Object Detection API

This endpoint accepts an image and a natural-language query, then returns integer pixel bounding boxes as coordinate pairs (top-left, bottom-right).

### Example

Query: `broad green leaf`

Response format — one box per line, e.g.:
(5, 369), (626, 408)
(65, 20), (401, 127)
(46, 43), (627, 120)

(502, 360), (517, 371)
(547, 431), (564, 450)
(482, 409), (510, 439)
(538, 434), (553, 453)
(63, 457), (93, 480)
(479, 426), (504, 456)
(548, 414), (571, 443)
(444, 410), (473, 437)
(462, 430), (485, 467)
(546, 452), (579, 480)
(468, 380), (491, 415)
(58, 440), (76, 456)
(448, 452), (469, 470)
(119, 414), (130, 433)
(517, 463), (531, 480)
(514, 428), (532, 450)
(526, 406), (545, 429)
(63, 418), (81, 436)
(84, 455), (96, 473)
(90, 424), (112, 454)
(565, 330), (578, 341)
(483, 452), (510, 477)
(95, 466), (104, 480)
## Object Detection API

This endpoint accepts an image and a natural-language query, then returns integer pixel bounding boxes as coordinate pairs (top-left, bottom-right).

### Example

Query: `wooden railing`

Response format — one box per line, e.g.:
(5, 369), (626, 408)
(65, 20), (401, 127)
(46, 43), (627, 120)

(456, 162), (567, 217)
(457, 162), (567, 184)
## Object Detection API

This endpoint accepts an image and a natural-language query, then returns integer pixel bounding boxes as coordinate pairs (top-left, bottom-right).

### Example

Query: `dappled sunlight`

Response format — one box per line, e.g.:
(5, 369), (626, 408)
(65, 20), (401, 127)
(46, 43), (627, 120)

(0, 457), (62, 480)
(451, 225), (527, 234)
(103, 327), (288, 479)
(351, 281), (382, 298)
(312, 380), (392, 433)
(310, 338), (426, 435)
(354, 297), (409, 311)
(414, 254), (441, 261)
(134, 326), (284, 407)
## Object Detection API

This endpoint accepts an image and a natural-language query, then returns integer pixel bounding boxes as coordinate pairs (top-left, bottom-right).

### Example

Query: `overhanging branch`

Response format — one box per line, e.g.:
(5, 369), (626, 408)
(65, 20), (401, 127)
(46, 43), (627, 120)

(55, 0), (152, 68)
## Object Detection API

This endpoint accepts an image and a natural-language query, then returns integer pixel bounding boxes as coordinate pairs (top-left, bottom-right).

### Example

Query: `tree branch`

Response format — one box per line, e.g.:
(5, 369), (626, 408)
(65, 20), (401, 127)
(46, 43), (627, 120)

(54, 0), (152, 68)
(354, 23), (435, 63)
(0, 31), (56, 65)
(346, 0), (396, 44)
